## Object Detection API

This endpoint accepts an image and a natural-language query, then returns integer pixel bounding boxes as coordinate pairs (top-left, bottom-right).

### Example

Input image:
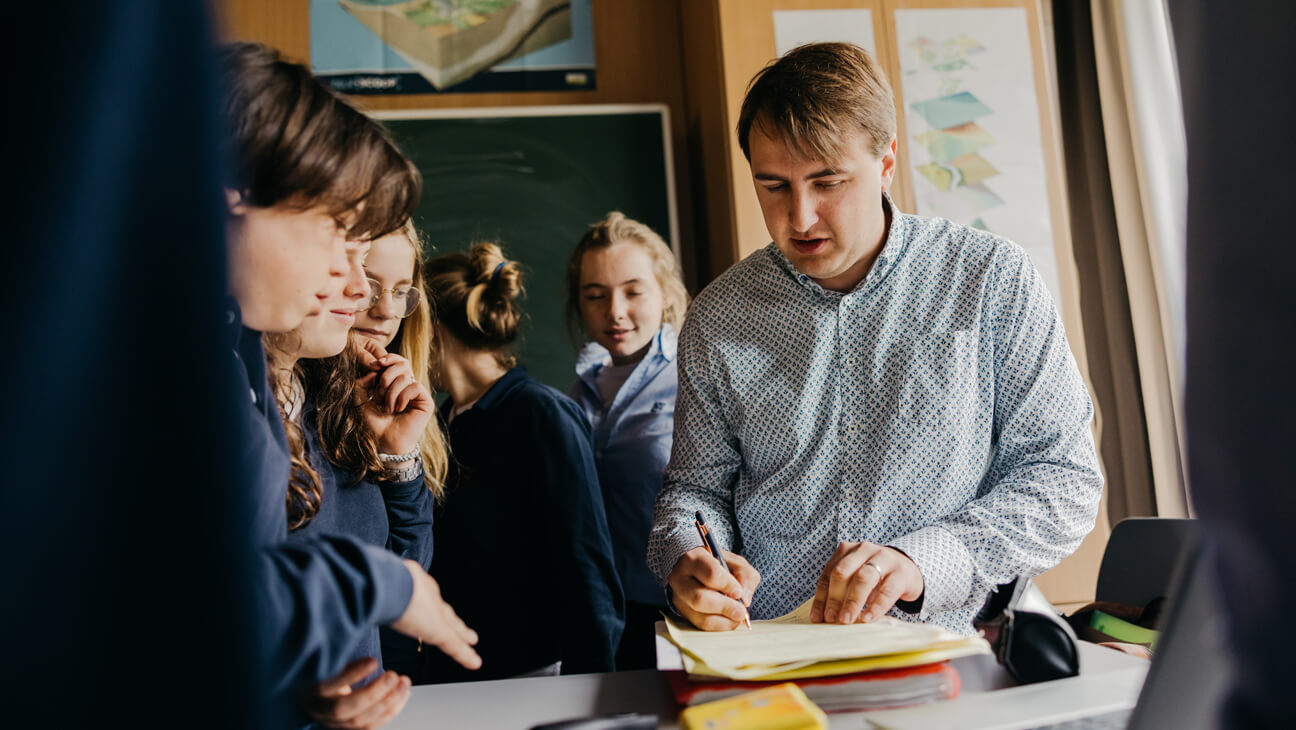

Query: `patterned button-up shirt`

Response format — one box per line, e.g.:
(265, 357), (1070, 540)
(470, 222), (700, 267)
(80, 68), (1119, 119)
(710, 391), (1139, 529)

(647, 197), (1102, 633)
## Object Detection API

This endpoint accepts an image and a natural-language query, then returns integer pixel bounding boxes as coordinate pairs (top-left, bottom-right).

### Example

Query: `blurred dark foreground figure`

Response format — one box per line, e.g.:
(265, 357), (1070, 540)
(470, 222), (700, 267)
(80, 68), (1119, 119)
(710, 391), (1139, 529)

(3, 1), (264, 727)
(1175, 0), (1296, 728)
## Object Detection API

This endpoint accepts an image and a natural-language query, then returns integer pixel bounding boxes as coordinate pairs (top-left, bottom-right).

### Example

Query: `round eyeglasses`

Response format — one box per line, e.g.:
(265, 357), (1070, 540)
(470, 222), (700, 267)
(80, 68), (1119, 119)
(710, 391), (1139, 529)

(361, 278), (422, 318)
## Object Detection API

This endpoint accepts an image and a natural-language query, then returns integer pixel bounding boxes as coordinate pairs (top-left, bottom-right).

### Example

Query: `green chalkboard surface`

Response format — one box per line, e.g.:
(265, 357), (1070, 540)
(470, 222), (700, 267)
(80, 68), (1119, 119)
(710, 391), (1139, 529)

(376, 105), (677, 391)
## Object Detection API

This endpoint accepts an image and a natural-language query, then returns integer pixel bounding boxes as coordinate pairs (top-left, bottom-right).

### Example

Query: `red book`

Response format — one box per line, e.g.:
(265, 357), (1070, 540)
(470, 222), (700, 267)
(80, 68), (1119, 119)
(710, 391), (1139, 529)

(665, 661), (960, 713)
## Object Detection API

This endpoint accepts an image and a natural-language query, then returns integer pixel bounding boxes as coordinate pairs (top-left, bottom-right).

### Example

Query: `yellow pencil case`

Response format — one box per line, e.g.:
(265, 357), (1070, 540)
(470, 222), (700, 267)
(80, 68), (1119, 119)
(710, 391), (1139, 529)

(679, 683), (829, 730)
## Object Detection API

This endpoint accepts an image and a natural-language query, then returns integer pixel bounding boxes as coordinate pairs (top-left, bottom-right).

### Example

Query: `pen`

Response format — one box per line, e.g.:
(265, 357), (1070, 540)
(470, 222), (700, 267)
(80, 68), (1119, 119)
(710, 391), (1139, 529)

(694, 510), (752, 630)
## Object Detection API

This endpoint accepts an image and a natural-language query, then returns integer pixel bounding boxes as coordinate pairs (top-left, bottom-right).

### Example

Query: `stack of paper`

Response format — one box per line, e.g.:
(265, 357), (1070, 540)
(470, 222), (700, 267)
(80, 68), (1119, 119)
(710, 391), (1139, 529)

(662, 598), (989, 681)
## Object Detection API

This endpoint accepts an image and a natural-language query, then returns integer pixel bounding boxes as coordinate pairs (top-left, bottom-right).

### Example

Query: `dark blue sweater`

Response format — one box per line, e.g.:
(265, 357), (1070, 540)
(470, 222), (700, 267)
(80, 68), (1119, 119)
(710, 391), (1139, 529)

(409, 367), (624, 683)
(286, 399), (436, 674)
(225, 306), (415, 711)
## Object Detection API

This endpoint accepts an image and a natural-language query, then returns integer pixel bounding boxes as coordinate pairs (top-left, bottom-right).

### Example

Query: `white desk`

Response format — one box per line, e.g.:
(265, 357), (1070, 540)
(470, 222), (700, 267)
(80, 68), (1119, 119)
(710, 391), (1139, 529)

(386, 642), (1147, 730)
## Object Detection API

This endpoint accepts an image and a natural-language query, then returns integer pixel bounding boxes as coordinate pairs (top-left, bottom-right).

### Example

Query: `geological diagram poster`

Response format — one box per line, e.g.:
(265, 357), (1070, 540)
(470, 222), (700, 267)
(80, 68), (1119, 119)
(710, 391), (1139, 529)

(311, 0), (596, 95)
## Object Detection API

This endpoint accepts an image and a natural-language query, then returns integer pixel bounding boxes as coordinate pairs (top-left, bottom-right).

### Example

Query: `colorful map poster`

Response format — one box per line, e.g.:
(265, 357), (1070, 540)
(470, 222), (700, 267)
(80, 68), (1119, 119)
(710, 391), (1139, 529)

(895, 8), (1061, 304)
(310, 0), (596, 95)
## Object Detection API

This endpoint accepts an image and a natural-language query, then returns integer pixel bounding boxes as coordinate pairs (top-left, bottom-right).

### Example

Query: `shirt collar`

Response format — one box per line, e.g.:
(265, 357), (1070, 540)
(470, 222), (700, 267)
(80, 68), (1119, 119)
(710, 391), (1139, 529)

(574, 323), (676, 378)
(468, 366), (530, 413)
(767, 192), (907, 297)
(223, 297), (274, 412)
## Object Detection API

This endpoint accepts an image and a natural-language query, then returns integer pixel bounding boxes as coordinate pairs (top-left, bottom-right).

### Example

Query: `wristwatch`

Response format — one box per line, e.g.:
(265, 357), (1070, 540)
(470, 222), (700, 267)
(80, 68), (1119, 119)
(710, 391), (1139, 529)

(383, 454), (423, 483)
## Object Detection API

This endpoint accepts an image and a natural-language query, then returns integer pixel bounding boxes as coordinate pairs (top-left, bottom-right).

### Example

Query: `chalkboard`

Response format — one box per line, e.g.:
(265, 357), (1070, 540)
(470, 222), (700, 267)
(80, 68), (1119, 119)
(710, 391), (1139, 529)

(375, 104), (678, 391)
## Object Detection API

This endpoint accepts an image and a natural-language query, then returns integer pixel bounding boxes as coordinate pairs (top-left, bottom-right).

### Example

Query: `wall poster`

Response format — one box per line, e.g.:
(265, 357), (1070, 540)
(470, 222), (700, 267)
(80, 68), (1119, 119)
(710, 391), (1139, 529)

(893, 7), (1061, 303)
(309, 0), (596, 95)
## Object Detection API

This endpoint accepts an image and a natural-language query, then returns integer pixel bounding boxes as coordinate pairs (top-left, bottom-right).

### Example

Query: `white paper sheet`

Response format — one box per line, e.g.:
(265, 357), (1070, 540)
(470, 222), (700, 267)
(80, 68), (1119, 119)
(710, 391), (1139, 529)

(773, 9), (876, 57)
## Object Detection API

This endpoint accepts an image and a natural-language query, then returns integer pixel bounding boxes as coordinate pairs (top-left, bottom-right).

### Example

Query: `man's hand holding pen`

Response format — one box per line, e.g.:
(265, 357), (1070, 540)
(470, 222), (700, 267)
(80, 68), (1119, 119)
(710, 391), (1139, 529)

(665, 512), (761, 631)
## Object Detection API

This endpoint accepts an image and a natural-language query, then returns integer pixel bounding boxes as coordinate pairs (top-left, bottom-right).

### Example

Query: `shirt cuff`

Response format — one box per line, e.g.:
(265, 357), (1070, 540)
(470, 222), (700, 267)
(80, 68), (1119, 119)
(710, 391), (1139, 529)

(378, 473), (426, 495)
(888, 525), (976, 618)
(360, 543), (415, 625)
(653, 529), (706, 587)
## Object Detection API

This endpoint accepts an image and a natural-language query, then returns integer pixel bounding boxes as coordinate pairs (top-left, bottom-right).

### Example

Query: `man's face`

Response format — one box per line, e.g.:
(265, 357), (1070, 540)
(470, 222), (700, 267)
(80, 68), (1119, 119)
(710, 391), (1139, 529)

(748, 124), (897, 293)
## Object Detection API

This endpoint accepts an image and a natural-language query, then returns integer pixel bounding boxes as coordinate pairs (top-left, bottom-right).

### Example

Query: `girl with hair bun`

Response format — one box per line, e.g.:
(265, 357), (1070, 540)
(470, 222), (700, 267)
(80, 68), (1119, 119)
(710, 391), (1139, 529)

(565, 211), (689, 670)
(406, 242), (624, 684)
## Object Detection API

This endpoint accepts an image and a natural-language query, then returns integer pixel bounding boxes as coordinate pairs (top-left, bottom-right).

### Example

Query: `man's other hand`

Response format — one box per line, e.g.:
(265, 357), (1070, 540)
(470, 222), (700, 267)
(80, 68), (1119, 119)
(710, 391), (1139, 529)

(812, 542), (924, 624)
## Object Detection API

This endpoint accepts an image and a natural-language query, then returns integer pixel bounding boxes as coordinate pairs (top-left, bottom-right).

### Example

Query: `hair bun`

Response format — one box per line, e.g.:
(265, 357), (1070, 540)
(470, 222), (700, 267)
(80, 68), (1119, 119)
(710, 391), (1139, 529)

(425, 242), (526, 353)
(469, 242), (523, 303)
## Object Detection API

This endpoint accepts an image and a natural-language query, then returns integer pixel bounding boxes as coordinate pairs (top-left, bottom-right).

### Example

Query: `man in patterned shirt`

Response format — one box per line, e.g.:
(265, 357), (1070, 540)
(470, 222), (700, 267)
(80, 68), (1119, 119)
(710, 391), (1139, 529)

(647, 42), (1102, 634)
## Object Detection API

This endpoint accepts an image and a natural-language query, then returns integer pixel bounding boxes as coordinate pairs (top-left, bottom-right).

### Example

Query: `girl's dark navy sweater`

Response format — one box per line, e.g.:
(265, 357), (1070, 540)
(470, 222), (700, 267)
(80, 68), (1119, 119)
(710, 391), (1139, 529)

(225, 304), (414, 714)
(398, 367), (625, 683)
(286, 398), (436, 673)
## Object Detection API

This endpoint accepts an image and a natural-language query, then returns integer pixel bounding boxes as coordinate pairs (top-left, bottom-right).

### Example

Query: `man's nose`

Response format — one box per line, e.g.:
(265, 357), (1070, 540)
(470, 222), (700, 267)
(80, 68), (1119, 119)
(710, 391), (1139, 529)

(790, 189), (819, 233)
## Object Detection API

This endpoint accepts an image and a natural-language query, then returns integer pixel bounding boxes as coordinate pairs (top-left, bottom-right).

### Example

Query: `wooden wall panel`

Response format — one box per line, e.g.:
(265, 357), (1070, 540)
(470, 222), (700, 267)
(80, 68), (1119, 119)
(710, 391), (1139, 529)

(678, 0), (737, 283)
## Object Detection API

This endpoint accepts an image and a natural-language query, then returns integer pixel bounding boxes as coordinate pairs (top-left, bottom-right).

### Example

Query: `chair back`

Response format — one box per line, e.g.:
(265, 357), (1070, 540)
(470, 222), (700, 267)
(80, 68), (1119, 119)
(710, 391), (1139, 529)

(1095, 517), (1198, 607)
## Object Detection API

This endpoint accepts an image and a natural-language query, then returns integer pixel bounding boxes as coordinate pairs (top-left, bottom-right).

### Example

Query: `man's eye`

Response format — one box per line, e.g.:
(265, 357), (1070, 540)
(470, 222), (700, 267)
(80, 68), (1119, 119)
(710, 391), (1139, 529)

(762, 183), (787, 192)
(584, 294), (605, 301)
(817, 180), (844, 189)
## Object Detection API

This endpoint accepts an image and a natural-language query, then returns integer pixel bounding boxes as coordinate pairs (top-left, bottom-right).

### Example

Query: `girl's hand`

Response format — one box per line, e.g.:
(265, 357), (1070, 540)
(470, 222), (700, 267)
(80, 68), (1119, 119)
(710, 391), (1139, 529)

(389, 561), (481, 671)
(303, 657), (411, 730)
(356, 339), (434, 456)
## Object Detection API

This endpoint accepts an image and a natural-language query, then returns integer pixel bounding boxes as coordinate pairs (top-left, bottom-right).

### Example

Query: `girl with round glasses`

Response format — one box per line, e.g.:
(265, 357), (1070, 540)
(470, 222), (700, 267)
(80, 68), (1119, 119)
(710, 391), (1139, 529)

(350, 222), (457, 681)
(350, 222), (444, 502)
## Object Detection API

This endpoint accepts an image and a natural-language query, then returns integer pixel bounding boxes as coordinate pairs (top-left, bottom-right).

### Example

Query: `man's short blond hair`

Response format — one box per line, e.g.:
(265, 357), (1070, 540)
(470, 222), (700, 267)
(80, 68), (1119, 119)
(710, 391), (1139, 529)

(737, 42), (897, 163)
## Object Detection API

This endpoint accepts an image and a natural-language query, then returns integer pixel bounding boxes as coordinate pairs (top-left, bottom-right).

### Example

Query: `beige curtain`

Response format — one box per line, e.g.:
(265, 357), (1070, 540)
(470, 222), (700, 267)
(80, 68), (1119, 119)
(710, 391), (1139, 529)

(1089, 0), (1190, 518)
(1052, 0), (1152, 531)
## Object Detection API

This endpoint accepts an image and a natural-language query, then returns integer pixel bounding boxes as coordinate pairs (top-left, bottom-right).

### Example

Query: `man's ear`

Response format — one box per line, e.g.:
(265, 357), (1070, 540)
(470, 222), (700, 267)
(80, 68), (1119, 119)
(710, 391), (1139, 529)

(225, 188), (247, 215)
(879, 137), (898, 192)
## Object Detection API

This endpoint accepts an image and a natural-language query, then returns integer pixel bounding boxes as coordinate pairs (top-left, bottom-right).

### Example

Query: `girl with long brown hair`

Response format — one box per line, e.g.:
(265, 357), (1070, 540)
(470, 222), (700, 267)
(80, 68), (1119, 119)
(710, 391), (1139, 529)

(219, 40), (477, 727)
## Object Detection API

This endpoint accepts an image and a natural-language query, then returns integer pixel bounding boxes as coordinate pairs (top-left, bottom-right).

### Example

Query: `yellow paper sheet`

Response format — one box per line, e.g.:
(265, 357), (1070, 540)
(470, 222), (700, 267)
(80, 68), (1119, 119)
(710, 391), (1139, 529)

(663, 598), (990, 680)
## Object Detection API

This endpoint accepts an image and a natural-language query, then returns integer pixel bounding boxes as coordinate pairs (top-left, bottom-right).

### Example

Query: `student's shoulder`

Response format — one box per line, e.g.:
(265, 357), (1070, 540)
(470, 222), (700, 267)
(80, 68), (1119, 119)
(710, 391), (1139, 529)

(505, 374), (589, 430)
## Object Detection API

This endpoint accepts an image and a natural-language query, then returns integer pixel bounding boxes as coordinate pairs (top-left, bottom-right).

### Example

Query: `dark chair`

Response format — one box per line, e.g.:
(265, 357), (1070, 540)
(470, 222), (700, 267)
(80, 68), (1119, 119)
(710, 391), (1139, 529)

(1095, 517), (1198, 608)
